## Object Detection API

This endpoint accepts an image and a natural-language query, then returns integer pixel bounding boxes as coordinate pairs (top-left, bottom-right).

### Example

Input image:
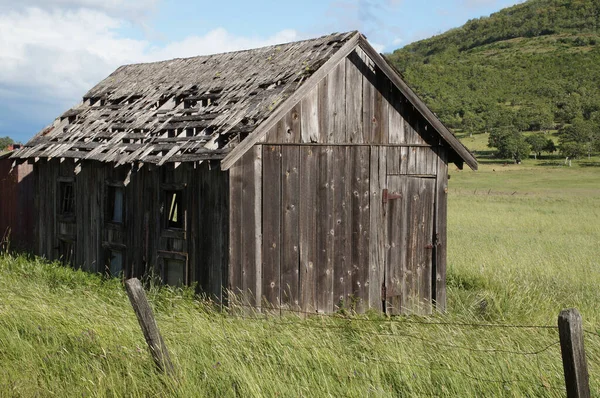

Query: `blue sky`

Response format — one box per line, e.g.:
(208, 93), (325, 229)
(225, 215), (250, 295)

(0, 0), (524, 143)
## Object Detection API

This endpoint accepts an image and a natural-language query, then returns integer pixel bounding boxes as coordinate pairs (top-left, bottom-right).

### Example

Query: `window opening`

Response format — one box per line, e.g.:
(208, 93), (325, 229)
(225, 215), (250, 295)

(165, 190), (183, 229)
(59, 182), (75, 215)
(107, 186), (124, 223)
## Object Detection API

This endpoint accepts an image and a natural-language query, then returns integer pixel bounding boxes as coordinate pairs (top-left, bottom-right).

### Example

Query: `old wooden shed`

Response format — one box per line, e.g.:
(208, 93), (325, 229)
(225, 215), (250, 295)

(12, 31), (476, 314)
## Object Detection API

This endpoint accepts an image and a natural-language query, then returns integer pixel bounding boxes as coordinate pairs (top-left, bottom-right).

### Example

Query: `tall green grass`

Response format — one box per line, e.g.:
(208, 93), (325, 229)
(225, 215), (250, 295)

(1, 163), (599, 397)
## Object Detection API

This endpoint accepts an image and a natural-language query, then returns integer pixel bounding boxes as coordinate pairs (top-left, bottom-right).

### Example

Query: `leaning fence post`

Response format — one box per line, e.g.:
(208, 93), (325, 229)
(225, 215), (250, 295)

(558, 308), (590, 398)
(125, 278), (174, 375)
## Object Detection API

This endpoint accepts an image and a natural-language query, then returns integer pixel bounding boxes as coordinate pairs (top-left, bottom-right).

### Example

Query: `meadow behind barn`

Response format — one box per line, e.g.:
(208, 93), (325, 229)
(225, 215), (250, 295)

(1, 159), (599, 397)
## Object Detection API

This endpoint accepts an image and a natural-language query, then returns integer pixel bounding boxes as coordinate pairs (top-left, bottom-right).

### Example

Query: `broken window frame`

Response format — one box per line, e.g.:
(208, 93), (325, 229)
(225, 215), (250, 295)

(57, 178), (75, 220)
(162, 186), (185, 230)
(105, 182), (126, 225)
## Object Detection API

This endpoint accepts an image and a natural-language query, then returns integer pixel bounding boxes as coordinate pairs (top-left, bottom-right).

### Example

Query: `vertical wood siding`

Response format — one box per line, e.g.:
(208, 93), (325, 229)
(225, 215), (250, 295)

(33, 159), (228, 301)
(239, 47), (451, 314)
(263, 48), (438, 147)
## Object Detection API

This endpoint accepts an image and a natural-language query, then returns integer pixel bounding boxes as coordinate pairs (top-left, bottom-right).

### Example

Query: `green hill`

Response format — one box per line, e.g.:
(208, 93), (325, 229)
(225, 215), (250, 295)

(387, 0), (600, 142)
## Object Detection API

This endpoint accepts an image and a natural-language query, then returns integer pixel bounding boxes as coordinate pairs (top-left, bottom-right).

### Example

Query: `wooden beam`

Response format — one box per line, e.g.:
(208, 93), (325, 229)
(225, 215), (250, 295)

(357, 35), (478, 171)
(220, 32), (361, 170)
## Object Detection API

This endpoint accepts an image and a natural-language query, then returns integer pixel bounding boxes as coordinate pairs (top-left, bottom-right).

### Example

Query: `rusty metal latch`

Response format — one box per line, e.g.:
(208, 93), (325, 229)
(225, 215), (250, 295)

(382, 189), (402, 205)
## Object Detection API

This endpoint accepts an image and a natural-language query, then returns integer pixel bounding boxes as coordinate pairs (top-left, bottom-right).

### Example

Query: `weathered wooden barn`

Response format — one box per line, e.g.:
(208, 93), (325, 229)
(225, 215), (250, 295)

(12, 31), (476, 314)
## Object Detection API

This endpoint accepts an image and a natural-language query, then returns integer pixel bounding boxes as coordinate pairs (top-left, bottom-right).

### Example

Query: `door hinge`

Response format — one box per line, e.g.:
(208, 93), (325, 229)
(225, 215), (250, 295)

(382, 189), (402, 205)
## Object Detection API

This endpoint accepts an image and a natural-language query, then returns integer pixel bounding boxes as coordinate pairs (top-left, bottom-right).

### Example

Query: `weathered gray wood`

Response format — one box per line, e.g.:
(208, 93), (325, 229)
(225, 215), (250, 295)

(374, 64), (390, 144)
(125, 278), (174, 374)
(558, 308), (591, 398)
(417, 178), (435, 315)
(387, 147), (400, 175)
(274, 103), (301, 144)
(351, 146), (370, 312)
(368, 147), (385, 309)
(407, 147), (418, 175)
(253, 147), (263, 308)
(333, 146), (351, 310)
(385, 175), (407, 315)
(240, 147), (261, 307)
(317, 74), (329, 145)
(399, 147), (409, 175)
(299, 146), (317, 313)
(388, 94), (405, 144)
(357, 47), (376, 144)
(316, 147), (334, 313)
(300, 87), (320, 143)
(261, 145), (281, 309)
(345, 51), (363, 144)
(327, 61), (346, 143)
(434, 147), (448, 311)
(281, 146), (300, 310)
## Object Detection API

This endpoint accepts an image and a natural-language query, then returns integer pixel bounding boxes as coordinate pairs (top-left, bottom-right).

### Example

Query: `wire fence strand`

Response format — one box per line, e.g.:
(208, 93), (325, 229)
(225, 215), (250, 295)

(227, 303), (560, 330)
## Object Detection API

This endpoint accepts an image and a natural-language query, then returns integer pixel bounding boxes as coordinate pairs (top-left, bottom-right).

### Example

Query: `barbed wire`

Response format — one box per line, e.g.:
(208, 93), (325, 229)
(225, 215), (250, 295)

(227, 303), (560, 330)
(225, 316), (561, 356)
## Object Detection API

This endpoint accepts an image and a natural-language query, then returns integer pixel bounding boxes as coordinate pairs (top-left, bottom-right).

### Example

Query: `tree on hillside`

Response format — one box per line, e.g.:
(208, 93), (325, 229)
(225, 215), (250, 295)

(0, 136), (14, 150)
(558, 118), (597, 161)
(488, 128), (531, 163)
(525, 133), (555, 159)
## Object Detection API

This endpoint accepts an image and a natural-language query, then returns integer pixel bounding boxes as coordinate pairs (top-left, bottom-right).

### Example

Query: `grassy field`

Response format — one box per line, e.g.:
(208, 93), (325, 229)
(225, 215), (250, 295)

(1, 155), (599, 396)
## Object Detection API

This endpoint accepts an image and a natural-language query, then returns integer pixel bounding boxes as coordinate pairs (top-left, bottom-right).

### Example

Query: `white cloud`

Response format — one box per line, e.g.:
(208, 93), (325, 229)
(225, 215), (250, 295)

(0, 7), (147, 103)
(148, 28), (300, 61)
(0, 0), (159, 21)
(0, 6), (299, 112)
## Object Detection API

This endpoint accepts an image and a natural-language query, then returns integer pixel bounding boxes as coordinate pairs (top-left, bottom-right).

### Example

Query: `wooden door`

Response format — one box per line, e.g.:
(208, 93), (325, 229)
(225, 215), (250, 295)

(385, 176), (435, 315)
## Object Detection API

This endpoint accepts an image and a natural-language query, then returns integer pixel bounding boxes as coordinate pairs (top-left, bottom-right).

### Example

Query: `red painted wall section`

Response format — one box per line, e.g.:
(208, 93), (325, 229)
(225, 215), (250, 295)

(0, 156), (34, 251)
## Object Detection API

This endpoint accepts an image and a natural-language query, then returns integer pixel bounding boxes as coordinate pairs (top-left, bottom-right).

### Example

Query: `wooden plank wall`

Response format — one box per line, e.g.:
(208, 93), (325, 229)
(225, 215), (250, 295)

(231, 143), (445, 314)
(263, 48), (438, 147)
(33, 159), (228, 300)
(229, 147), (262, 307)
(234, 145), (372, 313)
(239, 47), (453, 314)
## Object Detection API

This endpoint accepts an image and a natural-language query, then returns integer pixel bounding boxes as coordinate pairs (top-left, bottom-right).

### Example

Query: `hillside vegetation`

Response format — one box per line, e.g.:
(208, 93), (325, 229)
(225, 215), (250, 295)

(388, 0), (600, 160)
(1, 162), (600, 397)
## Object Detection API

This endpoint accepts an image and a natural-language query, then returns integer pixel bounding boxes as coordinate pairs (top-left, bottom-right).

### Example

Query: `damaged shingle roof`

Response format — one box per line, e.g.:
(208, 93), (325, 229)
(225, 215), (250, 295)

(13, 31), (357, 165)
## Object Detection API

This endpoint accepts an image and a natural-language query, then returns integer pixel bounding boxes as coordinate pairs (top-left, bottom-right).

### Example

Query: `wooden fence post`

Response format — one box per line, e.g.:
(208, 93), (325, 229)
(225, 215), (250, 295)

(558, 308), (590, 398)
(125, 278), (174, 375)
